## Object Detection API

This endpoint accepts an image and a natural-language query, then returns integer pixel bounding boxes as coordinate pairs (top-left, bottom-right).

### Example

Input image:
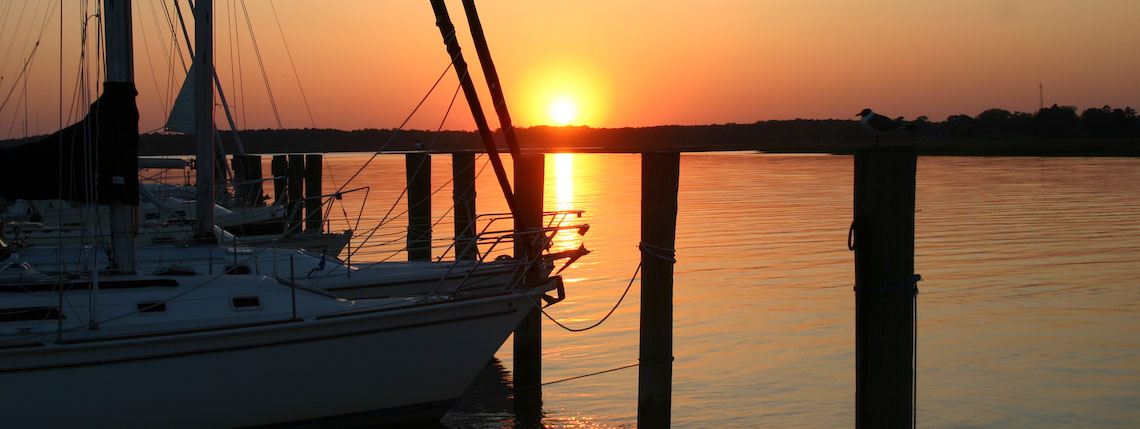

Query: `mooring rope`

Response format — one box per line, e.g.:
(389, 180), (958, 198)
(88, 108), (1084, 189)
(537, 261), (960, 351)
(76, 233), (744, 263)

(538, 242), (678, 333)
(539, 262), (640, 333)
(639, 241), (677, 263)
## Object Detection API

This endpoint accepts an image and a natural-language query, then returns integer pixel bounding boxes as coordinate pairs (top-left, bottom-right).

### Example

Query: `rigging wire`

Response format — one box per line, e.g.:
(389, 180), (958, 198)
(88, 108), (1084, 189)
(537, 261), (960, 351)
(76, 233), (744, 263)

(226, 0), (239, 129)
(366, 81), (463, 243)
(237, 0), (283, 129)
(133, 3), (169, 118)
(345, 154), (492, 272)
(0, 1), (32, 80)
(232, 0), (247, 129)
(267, 0), (315, 128)
(3, 84), (25, 138)
(165, 1), (190, 74)
(157, 2), (184, 116)
(0, 1), (59, 123)
(333, 61), (458, 193)
(0, 1), (19, 59)
(420, 83), (467, 232)
(156, 1), (184, 120)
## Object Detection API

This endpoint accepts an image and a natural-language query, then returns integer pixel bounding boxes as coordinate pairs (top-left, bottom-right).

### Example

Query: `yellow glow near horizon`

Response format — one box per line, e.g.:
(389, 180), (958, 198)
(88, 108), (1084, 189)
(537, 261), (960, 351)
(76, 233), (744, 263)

(11, 2), (1137, 136)
(549, 99), (577, 126)
(517, 58), (610, 127)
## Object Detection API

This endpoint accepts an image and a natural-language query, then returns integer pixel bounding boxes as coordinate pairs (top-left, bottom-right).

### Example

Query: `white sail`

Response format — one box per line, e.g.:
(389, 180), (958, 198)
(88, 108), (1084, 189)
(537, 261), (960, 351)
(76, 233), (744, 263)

(165, 62), (196, 134)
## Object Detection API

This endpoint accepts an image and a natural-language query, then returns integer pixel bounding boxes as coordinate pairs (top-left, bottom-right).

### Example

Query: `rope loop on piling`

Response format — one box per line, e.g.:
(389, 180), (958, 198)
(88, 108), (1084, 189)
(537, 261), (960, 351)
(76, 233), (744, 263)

(847, 219), (857, 251)
(853, 274), (921, 297)
(639, 241), (677, 263)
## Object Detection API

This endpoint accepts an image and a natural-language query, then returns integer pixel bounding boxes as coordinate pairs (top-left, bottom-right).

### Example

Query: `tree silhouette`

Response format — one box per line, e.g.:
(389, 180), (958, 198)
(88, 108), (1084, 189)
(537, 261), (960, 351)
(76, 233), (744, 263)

(1080, 105), (1138, 138)
(975, 108), (1012, 136)
(1033, 104), (1080, 138)
(945, 114), (976, 138)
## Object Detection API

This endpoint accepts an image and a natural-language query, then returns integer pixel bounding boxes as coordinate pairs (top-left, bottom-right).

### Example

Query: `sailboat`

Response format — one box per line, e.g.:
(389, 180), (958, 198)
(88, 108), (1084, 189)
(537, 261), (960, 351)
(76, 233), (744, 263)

(0, 1), (577, 425)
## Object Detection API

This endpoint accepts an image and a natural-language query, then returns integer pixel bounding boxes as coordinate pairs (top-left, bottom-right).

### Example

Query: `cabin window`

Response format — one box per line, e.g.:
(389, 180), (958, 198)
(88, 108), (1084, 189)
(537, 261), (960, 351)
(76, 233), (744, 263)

(137, 302), (167, 314)
(231, 296), (261, 310)
(0, 307), (65, 322)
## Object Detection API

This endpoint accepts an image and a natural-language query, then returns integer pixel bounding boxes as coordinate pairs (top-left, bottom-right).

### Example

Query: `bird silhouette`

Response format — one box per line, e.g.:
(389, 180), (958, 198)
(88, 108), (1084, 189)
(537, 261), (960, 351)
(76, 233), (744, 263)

(857, 108), (911, 144)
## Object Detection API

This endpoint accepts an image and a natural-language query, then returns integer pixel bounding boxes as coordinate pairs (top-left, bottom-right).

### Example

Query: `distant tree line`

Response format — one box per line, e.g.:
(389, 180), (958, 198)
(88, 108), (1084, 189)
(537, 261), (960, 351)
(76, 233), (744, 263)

(4, 104), (1137, 157)
(942, 105), (1139, 139)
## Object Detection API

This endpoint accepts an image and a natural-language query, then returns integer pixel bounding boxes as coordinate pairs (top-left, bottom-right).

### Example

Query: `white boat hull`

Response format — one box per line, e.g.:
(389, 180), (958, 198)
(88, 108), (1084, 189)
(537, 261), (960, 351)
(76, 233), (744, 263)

(0, 286), (552, 426)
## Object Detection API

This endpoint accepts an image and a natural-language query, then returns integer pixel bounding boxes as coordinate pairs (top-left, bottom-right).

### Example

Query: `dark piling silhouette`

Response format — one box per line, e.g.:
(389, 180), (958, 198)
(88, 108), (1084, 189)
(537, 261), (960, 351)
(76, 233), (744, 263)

(512, 153), (546, 428)
(304, 154), (322, 233)
(638, 151), (680, 428)
(406, 153), (432, 261)
(287, 154), (305, 232)
(853, 146), (917, 428)
(452, 152), (478, 261)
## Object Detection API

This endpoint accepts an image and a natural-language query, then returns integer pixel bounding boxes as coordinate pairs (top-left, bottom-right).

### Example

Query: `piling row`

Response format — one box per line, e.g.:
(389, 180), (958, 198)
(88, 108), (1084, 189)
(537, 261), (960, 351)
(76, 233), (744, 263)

(240, 146), (917, 428)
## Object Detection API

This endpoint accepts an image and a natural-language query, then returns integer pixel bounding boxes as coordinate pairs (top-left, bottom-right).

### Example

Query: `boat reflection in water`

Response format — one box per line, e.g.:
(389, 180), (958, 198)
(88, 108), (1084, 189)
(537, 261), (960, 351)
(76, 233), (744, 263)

(438, 358), (519, 428)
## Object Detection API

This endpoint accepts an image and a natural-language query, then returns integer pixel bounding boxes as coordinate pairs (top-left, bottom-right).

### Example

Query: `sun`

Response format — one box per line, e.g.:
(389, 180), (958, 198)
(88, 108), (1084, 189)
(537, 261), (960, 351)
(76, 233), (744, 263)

(549, 99), (577, 126)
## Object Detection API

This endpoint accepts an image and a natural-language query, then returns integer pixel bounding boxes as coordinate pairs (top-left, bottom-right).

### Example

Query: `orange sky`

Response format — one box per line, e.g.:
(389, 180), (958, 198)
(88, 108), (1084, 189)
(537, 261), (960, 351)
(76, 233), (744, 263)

(2, 0), (1138, 137)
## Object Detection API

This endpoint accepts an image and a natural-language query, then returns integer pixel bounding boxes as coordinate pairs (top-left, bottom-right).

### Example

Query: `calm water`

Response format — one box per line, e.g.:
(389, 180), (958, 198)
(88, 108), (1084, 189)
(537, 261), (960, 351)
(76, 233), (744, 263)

(294, 153), (1140, 427)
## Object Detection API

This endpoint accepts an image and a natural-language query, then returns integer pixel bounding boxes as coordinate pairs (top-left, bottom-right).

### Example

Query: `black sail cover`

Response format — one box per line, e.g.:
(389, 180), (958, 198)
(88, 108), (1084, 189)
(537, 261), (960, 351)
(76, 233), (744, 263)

(0, 82), (139, 205)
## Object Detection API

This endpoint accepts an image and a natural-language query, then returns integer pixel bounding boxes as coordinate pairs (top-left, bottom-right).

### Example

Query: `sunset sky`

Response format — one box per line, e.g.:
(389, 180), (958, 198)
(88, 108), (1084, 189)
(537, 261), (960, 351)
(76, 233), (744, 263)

(2, 0), (1138, 137)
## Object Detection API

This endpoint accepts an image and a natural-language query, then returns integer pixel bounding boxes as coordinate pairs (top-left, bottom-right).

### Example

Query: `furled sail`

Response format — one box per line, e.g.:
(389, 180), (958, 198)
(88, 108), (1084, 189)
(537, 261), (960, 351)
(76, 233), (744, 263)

(0, 82), (139, 204)
(165, 63), (196, 134)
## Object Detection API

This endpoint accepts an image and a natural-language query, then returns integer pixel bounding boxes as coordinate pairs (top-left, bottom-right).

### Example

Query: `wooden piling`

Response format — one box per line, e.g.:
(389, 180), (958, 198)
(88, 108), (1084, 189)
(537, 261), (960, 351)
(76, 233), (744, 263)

(406, 153), (432, 261)
(271, 155), (288, 206)
(304, 154), (323, 233)
(232, 154), (263, 206)
(638, 152), (680, 428)
(513, 154), (545, 274)
(244, 155), (263, 206)
(287, 154), (306, 233)
(853, 146), (917, 428)
(452, 152), (478, 261)
(513, 153), (545, 426)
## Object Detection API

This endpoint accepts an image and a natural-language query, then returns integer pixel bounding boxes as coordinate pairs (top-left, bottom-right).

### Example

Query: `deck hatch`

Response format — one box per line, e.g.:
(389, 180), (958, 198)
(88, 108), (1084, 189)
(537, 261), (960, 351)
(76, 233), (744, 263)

(231, 296), (262, 310)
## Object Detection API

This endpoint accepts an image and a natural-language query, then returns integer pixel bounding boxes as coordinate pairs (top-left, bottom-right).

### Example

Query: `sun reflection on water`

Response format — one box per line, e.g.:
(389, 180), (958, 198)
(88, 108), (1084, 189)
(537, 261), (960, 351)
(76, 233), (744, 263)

(550, 153), (582, 253)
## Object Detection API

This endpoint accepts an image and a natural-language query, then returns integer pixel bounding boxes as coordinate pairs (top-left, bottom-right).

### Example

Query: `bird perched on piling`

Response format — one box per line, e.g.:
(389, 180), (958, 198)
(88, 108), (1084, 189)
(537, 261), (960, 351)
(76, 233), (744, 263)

(856, 108), (911, 134)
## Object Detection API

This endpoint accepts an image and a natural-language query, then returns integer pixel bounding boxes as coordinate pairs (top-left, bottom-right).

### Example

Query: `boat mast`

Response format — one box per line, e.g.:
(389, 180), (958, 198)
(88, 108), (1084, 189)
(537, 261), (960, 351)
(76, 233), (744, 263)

(171, 0), (246, 167)
(428, 0), (519, 218)
(104, 0), (137, 271)
(194, 0), (216, 240)
(460, 0), (522, 158)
